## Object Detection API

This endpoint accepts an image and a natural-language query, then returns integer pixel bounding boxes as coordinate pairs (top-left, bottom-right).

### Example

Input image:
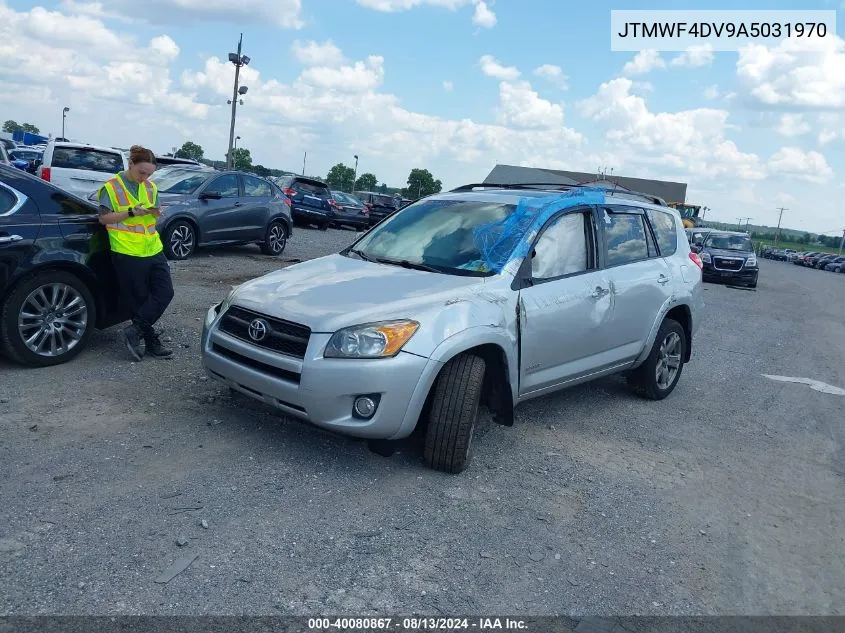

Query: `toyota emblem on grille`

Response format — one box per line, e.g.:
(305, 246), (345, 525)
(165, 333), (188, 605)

(248, 318), (268, 342)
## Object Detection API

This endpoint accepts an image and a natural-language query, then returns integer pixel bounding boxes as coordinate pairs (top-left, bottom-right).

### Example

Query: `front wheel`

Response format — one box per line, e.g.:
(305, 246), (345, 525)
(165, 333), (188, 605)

(164, 221), (196, 260)
(423, 353), (486, 474)
(0, 271), (96, 367)
(627, 318), (686, 400)
(259, 220), (288, 256)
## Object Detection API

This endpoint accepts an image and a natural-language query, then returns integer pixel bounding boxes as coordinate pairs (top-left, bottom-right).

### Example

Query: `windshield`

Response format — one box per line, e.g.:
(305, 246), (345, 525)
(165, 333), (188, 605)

(704, 234), (753, 251)
(153, 170), (210, 194)
(347, 199), (516, 276)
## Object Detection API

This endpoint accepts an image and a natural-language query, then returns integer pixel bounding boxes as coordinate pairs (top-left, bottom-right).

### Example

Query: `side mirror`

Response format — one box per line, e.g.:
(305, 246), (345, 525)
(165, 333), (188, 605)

(199, 191), (221, 200)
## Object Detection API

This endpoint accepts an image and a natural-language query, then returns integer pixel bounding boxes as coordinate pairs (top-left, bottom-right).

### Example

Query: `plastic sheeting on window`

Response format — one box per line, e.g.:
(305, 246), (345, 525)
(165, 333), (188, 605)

(531, 212), (587, 278)
(472, 187), (606, 274)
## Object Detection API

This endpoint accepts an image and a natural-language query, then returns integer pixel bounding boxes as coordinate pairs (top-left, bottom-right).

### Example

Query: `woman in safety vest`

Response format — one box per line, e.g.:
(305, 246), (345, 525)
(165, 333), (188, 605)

(97, 145), (175, 361)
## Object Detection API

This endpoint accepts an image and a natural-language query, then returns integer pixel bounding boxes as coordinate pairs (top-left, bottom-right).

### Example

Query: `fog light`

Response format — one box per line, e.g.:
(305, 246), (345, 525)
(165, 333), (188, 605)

(353, 396), (377, 419)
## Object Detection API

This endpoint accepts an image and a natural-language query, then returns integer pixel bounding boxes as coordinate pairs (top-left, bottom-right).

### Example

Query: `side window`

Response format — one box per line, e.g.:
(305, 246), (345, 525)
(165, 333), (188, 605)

(0, 187), (17, 215)
(243, 175), (272, 197)
(51, 191), (97, 215)
(647, 209), (678, 256)
(204, 175), (239, 198)
(531, 212), (590, 279)
(604, 211), (650, 266)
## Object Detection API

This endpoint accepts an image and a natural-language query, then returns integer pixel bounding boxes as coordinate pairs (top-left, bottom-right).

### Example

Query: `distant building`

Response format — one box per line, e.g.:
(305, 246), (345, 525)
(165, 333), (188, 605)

(483, 164), (688, 204)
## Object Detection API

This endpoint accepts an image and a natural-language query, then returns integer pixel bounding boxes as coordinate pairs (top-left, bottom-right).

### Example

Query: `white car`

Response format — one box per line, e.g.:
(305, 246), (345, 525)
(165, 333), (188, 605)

(36, 141), (127, 198)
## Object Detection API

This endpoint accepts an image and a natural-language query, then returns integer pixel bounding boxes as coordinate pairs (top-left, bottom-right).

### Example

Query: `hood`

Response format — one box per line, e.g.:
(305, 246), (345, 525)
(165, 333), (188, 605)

(706, 248), (752, 258)
(229, 253), (488, 333)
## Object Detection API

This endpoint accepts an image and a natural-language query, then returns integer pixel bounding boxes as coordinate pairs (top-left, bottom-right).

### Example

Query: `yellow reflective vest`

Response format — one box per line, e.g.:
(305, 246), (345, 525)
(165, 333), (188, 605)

(98, 174), (163, 257)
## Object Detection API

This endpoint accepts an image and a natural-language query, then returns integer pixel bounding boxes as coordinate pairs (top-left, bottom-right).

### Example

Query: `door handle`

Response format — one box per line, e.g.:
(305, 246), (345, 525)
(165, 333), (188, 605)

(591, 286), (609, 299)
(657, 274), (669, 285)
(0, 234), (24, 244)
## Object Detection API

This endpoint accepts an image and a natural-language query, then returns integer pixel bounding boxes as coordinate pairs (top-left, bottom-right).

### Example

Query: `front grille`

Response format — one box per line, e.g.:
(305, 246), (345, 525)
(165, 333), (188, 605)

(218, 305), (311, 358)
(714, 257), (744, 271)
(211, 344), (301, 384)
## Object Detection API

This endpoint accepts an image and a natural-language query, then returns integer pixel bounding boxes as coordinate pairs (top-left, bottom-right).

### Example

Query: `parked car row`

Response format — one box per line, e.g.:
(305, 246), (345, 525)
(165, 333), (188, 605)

(793, 251), (845, 272)
(760, 247), (799, 262)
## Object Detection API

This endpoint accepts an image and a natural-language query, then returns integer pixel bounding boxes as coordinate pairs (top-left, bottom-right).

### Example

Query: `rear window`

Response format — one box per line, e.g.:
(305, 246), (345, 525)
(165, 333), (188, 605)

(646, 208), (678, 256)
(292, 180), (329, 195)
(51, 147), (124, 173)
(371, 194), (395, 206)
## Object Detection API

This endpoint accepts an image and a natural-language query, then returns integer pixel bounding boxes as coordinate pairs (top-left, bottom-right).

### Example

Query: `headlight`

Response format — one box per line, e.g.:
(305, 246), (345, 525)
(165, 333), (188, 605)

(745, 255), (757, 267)
(324, 320), (419, 359)
(700, 252), (712, 263)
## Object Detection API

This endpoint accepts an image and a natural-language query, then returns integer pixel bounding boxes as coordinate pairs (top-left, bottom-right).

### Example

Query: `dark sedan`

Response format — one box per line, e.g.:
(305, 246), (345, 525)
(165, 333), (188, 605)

(1, 164), (127, 367)
(89, 168), (293, 260)
(329, 190), (370, 230)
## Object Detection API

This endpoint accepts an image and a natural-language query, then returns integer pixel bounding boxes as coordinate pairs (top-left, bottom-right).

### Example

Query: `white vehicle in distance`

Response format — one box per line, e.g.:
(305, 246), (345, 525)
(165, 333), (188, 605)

(36, 140), (127, 198)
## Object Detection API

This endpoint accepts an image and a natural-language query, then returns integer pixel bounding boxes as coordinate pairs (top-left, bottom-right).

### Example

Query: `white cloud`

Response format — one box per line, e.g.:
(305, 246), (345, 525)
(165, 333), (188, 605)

(479, 54), (520, 80)
(775, 113), (811, 137)
(471, 1), (496, 28)
(817, 114), (845, 145)
(670, 45), (714, 68)
(443, 80), (453, 92)
(737, 35), (845, 108)
(496, 80), (564, 129)
(291, 40), (345, 67)
(703, 84), (720, 100)
(767, 147), (834, 183)
(59, 0), (304, 28)
(533, 64), (568, 90)
(577, 77), (765, 181)
(356, 0), (473, 10)
(299, 56), (385, 92)
(622, 50), (665, 75)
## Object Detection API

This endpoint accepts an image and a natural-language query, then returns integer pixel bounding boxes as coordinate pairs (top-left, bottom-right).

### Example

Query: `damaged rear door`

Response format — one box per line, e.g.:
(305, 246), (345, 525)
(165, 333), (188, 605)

(516, 206), (616, 397)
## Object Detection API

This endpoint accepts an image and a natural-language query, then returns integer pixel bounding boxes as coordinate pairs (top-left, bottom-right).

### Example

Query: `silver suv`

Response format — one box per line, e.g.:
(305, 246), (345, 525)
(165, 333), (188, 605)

(201, 184), (704, 473)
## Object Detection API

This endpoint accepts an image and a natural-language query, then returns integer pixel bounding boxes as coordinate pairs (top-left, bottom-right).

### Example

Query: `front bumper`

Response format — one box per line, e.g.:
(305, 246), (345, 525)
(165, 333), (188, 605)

(200, 304), (441, 440)
(702, 264), (758, 283)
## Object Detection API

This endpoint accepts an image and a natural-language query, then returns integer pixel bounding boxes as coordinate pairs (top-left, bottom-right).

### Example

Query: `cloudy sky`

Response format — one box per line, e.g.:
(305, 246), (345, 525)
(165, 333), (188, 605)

(1, 0), (843, 234)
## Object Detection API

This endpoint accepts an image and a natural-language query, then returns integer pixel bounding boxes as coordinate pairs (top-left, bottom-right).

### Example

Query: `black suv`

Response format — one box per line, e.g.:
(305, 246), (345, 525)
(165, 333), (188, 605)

(0, 165), (126, 367)
(354, 191), (399, 226)
(694, 230), (759, 288)
(276, 175), (336, 230)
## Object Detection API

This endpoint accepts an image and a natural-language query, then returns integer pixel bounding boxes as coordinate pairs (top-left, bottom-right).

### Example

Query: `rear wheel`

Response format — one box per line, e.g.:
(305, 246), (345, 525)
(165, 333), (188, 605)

(627, 318), (686, 400)
(423, 353), (486, 473)
(164, 221), (196, 260)
(259, 220), (287, 256)
(0, 271), (96, 367)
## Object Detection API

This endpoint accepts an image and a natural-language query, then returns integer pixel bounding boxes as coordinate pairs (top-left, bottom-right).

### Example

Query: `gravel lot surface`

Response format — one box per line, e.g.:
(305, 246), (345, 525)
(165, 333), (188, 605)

(1, 230), (843, 616)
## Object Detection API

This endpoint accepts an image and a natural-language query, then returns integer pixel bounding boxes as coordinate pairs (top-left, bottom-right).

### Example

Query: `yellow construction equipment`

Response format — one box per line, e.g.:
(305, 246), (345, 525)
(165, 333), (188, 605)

(667, 202), (704, 228)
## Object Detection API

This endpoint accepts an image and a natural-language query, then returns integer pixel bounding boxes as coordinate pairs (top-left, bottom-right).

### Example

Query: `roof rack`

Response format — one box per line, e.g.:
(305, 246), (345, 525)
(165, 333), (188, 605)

(449, 182), (667, 206)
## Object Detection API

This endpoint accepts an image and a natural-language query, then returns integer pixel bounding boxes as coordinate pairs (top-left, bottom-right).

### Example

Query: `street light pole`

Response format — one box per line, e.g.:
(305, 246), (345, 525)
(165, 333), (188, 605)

(226, 34), (250, 170)
(352, 155), (358, 193)
(774, 207), (788, 248)
(302, 151), (306, 176)
(839, 228), (845, 256)
(62, 107), (69, 139)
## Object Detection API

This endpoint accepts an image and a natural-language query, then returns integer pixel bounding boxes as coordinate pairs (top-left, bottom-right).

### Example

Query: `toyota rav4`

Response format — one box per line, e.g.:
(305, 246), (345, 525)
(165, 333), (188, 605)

(200, 184), (704, 473)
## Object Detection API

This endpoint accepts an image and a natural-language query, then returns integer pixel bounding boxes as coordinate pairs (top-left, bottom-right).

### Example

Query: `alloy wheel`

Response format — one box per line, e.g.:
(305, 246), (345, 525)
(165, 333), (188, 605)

(17, 283), (88, 357)
(655, 332), (682, 390)
(267, 224), (286, 253)
(170, 224), (194, 258)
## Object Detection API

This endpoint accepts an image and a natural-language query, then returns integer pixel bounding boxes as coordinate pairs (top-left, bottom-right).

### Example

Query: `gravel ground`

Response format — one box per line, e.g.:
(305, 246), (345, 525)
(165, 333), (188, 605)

(1, 230), (843, 617)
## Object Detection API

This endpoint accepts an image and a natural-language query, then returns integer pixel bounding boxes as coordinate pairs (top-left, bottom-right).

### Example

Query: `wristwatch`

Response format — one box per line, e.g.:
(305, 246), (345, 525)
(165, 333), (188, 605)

(127, 209), (135, 218)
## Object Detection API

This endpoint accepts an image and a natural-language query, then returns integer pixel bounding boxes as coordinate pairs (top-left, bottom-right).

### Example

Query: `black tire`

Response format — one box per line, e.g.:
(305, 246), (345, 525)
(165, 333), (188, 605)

(319, 221), (329, 231)
(164, 220), (196, 260)
(423, 353), (486, 474)
(627, 318), (686, 401)
(259, 220), (288, 256)
(0, 270), (96, 367)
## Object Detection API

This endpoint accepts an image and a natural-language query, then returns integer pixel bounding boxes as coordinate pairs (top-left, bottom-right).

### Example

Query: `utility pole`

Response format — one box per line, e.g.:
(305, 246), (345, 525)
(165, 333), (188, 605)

(839, 228), (845, 256)
(351, 155), (358, 193)
(774, 207), (787, 248)
(225, 34), (250, 170)
(302, 151), (306, 176)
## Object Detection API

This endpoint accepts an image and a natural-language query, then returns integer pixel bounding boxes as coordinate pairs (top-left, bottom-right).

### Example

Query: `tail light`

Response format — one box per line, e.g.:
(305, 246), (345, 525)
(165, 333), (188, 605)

(689, 251), (703, 269)
(328, 198), (341, 209)
(40, 167), (51, 182)
(283, 188), (296, 196)
(282, 197), (291, 207)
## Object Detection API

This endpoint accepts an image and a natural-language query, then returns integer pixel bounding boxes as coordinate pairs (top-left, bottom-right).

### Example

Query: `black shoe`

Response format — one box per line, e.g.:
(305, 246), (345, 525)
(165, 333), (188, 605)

(124, 325), (144, 361)
(145, 333), (173, 358)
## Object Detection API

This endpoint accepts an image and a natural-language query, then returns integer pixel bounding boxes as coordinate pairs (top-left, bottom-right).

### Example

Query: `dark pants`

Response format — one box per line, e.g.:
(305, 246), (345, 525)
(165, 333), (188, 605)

(111, 251), (174, 340)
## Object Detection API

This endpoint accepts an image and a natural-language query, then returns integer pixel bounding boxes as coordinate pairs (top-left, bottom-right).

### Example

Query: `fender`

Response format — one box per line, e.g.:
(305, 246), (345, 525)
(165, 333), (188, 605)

(266, 213), (292, 235)
(632, 298), (693, 367)
(160, 213), (201, 243)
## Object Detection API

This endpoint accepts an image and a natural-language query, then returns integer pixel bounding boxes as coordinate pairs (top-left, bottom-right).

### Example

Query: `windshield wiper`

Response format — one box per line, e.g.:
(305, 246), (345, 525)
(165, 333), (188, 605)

(348, 248), (375, 262)
(375, 257), (441, 273)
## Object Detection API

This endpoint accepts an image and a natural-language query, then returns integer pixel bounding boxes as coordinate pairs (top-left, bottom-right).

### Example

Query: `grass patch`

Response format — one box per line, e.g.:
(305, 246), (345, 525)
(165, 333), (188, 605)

(754, 239), (841, 255)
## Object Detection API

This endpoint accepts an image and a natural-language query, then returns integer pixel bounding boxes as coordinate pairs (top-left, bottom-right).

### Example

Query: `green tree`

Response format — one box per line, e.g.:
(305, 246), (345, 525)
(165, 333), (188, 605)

(326, 162), (356, 191)
(252, 164), (271, 177)
(2, 120), (21, 133)
(175, 141), (204, 161)
(403, 168), (442, 199)
(232, 148), (252, 170)
(379, 183), (387, 193)
(21, 123), (40, 134)
(354, 172), (377, 191)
